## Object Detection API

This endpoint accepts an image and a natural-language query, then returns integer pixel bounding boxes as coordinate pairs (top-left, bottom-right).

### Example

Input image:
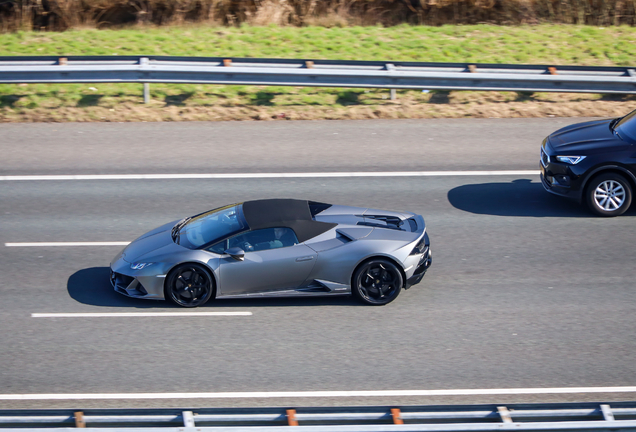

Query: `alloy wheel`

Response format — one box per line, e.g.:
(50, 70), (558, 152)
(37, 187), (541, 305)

(594, 180), (626, 211)
(167, 265), (212, 307)
(355, 261), (401, 305)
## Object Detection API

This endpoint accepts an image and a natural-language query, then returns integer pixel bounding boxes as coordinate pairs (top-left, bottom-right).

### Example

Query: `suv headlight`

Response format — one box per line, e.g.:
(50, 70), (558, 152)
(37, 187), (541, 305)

(130, 262), (154, 270)
(556, 155), (586, 165)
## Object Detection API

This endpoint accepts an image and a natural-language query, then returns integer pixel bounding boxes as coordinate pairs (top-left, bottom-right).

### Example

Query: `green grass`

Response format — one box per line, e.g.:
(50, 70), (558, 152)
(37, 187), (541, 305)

(1, 24), (636, 120)
(3, 25), (636, 64)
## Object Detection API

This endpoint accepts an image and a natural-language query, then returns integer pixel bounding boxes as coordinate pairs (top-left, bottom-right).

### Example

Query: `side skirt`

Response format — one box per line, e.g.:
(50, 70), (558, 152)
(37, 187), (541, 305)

(217, 290), (351, 299)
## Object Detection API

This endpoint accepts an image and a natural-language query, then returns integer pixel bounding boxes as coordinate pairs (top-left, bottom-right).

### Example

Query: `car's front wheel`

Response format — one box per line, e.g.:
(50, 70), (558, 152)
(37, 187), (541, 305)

(585, 172), (632, 217)
(352, 259), (403, 306)
(165, 264), (214, 308)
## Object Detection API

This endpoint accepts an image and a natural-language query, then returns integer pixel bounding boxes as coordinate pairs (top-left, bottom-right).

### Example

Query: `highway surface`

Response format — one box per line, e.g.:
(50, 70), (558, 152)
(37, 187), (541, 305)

(1, 119), (636, 410)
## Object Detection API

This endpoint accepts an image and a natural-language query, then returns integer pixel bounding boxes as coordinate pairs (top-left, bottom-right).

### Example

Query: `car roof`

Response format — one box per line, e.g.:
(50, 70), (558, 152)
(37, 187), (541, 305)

(242, 199), (336, 243)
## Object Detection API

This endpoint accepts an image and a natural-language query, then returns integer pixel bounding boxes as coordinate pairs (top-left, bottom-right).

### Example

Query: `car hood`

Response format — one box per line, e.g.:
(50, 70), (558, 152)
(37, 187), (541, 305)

(548, 119), (625, 153)
(121, 221), (180, 263)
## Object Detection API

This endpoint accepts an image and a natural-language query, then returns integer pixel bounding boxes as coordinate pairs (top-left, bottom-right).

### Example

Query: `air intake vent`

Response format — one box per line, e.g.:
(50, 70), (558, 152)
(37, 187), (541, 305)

(336, 229), (355, 242)
(356, 214), (405, 231)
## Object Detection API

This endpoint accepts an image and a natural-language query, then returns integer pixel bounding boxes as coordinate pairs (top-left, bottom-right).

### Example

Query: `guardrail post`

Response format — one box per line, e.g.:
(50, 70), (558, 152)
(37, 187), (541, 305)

(385, 63), (397, 100)
(497, 406), (513, 423)
(73, 411), (85, 428)
(182, 411), (195, 427)
(391, 408), (404, 424)
(140, 57), (150, 104)
(601, 404), (615, 421)
(286, 409), (298, 426)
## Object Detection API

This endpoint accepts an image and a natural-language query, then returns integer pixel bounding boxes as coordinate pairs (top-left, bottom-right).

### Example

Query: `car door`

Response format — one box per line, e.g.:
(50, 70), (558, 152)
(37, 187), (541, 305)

(213, 228), (317, 296)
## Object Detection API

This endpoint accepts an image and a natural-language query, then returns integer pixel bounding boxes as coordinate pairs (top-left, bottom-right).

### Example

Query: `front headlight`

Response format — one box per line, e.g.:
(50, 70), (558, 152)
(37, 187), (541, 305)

(130, 262), (154, 270)
(556, 155), (586, 165)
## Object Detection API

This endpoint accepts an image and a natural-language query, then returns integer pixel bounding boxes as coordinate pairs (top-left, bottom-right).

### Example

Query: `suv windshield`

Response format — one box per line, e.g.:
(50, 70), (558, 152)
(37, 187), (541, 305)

(615, 109), (636, 142)
(175, 204), (248, 249)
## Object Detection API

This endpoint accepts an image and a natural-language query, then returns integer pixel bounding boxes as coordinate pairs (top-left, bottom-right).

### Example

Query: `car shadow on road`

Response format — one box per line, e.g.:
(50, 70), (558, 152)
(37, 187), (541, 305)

(68, 267), (165, 308)
(68, 267), (362, 308)
(448, 179), (636, 217)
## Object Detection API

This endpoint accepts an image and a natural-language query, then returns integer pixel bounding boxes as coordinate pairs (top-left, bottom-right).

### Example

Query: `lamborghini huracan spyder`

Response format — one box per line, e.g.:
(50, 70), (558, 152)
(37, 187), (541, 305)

(110, 199), (432, 307)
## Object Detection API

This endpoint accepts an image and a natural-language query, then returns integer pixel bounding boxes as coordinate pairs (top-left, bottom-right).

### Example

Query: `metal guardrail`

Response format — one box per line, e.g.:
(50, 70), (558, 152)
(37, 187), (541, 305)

(2, 402), (636, 431)
(0, 56), (635, 103)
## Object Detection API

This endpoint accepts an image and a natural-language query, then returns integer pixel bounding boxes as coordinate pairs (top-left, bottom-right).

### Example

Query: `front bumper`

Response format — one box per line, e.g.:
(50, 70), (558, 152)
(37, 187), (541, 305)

(110, 253), (166, 300)
(540, 139), (588, 203)
(110, 269), (151, 298)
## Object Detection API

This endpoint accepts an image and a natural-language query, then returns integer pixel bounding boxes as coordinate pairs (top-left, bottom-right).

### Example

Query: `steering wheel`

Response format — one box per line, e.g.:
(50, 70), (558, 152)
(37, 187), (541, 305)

(242, 241), (254, 252)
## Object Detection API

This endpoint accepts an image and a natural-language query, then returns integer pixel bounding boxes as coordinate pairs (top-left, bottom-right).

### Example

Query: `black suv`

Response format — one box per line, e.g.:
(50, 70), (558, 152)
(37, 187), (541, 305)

(541, 108), (636, 216)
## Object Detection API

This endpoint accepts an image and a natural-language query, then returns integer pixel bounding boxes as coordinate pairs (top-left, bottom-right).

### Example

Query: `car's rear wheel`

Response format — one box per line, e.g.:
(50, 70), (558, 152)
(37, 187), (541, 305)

(585, 172), (632, 217)
(352, 259), (403, 306)
(165, 264), (214, 308)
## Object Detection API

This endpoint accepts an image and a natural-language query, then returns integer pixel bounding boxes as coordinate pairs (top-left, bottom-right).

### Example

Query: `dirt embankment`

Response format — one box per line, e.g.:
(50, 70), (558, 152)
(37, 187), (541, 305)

(1, 0), (635, 32)
(2, 92), (634, 123)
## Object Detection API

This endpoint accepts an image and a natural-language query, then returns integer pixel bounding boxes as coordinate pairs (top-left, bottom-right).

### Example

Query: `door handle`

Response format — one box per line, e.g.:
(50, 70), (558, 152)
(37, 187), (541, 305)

(296, 256), (314, 262)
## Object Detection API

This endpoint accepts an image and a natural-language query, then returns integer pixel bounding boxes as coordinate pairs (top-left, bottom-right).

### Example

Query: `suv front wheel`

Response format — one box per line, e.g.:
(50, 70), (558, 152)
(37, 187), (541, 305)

(585, 172), (632, 217)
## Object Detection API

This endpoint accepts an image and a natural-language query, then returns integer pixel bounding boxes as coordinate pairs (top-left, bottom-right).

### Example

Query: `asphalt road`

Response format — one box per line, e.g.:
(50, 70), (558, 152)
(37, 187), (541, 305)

(1, 119), (636, 410)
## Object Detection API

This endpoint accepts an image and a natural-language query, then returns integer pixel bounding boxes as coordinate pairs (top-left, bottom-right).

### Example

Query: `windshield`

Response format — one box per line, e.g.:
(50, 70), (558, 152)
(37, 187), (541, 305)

(176, 204), (248, 249)
(615, 109), (636, 142)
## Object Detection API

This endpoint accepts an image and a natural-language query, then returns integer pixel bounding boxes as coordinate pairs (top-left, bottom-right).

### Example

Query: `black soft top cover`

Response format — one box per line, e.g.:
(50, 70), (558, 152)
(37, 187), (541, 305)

(242, 199), (336, 243)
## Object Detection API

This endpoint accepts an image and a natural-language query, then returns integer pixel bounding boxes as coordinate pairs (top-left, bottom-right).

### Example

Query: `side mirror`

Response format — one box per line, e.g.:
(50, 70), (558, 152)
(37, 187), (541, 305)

(225, 247), (245, 261)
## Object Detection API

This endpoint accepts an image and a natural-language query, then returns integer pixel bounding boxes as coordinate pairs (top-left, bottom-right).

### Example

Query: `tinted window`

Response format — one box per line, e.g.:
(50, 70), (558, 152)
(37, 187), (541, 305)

(177, 204), (247, 249)
(227, 228), (298, 252)
(207, 239), (228, 254)
(616, 109), (636, 142)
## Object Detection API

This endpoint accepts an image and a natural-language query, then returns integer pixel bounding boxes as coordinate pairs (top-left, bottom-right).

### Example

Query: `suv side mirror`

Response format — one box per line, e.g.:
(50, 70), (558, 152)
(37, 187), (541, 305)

(225, 247), (245, 261)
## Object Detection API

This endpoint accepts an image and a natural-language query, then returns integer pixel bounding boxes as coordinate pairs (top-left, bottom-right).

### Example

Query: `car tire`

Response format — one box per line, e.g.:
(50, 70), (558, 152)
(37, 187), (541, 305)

(352, 259), (403, 306)
(585, 172), (633, 217)
(165, 263), (215, 308)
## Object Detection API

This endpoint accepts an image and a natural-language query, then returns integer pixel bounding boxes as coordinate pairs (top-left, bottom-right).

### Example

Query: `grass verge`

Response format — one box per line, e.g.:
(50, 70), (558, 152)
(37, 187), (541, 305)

(1, 24), (636, 122)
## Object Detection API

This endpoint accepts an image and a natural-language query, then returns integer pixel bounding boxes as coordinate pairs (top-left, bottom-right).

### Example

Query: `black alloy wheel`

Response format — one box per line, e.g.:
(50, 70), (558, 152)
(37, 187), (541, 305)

(165, 264), (214, 308)
(585, 172), (633, 217)
(352, 259), (403, 306)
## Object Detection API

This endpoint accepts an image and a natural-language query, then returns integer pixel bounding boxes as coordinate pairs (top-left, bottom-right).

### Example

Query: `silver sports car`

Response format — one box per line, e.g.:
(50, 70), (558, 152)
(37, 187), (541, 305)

(110, 199), (432, 307)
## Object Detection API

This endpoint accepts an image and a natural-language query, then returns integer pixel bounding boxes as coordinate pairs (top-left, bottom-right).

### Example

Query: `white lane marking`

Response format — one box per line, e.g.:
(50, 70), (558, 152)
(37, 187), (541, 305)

(31, 312), (252, 318)
(0, 171), (539, 181)
(5, 242), (130, 247)
(1, 387), (636, 401)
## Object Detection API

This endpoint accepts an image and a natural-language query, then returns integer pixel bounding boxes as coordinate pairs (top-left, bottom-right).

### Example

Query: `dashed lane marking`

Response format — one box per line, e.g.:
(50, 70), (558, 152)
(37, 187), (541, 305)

(31, 312), (252, 318)
(5, 242), (130, 247)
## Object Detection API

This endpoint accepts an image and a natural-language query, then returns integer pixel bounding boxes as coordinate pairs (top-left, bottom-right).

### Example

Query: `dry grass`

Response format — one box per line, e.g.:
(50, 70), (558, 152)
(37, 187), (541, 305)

(1, 91), (634, 123)
(1, 0), (636, 32)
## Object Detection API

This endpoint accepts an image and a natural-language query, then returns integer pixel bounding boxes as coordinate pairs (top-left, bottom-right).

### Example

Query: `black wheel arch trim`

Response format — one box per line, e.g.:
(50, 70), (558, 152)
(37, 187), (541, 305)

(580, 164), (636, 199)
